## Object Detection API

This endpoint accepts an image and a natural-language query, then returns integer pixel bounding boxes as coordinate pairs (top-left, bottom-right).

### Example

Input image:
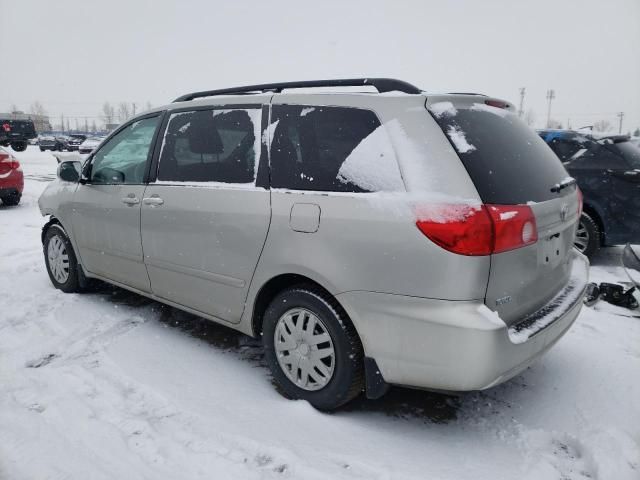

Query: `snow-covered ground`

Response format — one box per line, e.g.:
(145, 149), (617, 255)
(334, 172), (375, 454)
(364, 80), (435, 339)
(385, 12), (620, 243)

(1, 147), (639, 479)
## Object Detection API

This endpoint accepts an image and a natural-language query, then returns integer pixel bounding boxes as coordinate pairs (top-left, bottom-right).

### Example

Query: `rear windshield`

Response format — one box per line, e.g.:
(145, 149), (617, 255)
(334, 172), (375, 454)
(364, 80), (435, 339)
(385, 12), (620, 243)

(429, 104), (569, 204)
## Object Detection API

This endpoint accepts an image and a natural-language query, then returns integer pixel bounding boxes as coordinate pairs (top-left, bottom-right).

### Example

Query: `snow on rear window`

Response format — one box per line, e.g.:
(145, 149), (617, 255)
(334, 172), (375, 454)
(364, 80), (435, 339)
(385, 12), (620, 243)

(470, 102), (510, 117)
(337, 125), (404, 192)
(446, 125), (476, 153)
(429, 101), (457, 118)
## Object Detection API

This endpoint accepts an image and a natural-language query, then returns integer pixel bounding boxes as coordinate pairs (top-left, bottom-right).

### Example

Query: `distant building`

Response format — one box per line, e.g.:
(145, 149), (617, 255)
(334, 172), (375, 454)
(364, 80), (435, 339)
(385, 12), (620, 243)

(0, 111), (52, 133)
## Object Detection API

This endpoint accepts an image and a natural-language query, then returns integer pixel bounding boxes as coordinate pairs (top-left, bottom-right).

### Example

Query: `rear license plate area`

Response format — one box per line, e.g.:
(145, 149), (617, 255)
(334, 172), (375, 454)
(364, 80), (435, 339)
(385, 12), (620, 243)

(541, 232), (565, 267)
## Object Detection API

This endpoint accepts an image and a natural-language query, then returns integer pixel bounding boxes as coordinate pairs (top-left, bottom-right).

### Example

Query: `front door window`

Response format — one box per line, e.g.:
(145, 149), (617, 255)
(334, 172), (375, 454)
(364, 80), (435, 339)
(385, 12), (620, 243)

(90, 116), (160, 184)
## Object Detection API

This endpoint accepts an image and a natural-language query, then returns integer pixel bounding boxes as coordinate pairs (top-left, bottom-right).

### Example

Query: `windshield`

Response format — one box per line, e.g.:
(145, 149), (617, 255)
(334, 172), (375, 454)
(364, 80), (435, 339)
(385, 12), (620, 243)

(429, 104), (569, 204)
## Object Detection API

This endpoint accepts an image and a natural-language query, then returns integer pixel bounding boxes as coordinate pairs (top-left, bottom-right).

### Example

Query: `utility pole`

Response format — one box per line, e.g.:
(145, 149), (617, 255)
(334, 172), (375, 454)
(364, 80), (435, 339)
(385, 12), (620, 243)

(617, 112), (625, 134)
(60, 113), (64, 133)
(132, 102), (137, 116)
(546, 89), (555, 128)
(518, 87), (526, 117)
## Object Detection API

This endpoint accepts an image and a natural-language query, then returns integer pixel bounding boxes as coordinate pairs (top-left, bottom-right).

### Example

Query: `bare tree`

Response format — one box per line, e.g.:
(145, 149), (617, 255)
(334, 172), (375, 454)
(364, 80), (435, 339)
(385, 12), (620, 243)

(102, 102), (115, 125)
(10, 103), (19, 113)
(117, 102), (131, 123)
(547, 119), (563, 129)
(593, 120), (612, 132)
(30, 101), (47, 117)
(91, 120), (97, 132)
(145, 101), (153, 111)
(633, 127), (640, 137)
(524, 109), (536, 127)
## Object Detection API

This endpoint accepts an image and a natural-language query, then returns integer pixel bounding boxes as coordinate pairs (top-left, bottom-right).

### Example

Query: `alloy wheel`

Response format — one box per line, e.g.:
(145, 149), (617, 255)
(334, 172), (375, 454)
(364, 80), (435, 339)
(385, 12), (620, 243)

(574, 220), (589, 253)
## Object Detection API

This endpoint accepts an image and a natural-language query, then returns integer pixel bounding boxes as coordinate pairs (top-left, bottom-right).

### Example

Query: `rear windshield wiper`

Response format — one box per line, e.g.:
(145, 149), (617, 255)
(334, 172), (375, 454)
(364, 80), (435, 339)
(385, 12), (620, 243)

(550, 177), (576, 193)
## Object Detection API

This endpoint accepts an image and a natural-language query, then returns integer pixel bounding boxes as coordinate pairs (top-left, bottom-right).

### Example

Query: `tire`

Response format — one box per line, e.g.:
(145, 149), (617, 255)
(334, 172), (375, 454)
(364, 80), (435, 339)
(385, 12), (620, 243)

(262, 286), (364, 410)
(11, 141), (27, 152)
(1, 192), (21, 206)
(574, 212), (600, 258)
(39, 147), (45, 152)
(43, 224), (82, 293)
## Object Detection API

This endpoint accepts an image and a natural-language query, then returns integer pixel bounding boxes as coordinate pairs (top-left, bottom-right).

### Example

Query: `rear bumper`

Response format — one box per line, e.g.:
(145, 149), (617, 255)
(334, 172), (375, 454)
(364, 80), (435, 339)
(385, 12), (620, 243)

(337, 250), (589, 391)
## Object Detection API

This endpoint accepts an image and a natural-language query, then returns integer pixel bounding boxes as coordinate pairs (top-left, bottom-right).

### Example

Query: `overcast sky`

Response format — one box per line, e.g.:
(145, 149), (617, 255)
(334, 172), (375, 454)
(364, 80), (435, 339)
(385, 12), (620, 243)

(1, 0), (638, 132)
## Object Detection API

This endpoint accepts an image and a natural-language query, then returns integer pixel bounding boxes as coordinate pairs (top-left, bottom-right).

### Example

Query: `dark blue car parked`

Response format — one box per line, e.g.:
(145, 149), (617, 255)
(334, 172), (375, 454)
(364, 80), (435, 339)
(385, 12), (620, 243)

(539, 129), (640, 257)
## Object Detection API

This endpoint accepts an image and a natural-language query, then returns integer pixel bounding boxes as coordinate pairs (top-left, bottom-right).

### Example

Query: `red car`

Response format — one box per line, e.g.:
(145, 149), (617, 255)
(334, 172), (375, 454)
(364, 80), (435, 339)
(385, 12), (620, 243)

(0, 147), (23, 206)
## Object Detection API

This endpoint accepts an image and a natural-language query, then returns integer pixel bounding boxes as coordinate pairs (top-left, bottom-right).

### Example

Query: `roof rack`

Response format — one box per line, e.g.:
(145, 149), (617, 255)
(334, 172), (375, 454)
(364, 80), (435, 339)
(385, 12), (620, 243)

(173, 78), (422, 102)
(447, 92), (488, 96)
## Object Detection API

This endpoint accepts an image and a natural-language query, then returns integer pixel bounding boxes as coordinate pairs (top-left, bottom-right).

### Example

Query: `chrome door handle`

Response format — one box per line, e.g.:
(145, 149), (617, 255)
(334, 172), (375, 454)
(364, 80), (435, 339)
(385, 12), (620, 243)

(122, 196), (140, 205)
(143, 196), (164, 206)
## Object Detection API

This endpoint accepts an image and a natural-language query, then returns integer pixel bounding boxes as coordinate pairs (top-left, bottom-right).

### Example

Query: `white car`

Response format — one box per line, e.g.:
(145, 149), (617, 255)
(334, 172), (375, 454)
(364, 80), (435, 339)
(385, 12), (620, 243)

(78, 136), (106, 154)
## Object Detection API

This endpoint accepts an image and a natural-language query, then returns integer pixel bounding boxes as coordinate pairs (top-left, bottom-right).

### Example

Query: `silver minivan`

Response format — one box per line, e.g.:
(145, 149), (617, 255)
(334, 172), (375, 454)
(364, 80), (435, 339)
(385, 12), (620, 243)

(39, 79), (589, 410)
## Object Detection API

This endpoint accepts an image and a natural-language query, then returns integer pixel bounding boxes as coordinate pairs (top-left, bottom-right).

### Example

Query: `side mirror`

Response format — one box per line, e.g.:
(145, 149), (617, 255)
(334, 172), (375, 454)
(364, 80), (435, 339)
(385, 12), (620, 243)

(57, 160), (81, 183)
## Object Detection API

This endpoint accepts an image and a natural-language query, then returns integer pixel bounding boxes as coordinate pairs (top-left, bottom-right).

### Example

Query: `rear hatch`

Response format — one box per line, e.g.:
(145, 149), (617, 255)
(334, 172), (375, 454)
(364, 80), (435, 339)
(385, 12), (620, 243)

(0, 119), (37, 140)
(427, 96), (580, 326)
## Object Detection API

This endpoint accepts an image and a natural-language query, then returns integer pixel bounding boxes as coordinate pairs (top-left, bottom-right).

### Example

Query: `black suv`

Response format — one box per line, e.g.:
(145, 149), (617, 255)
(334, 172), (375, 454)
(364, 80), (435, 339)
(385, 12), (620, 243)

(539, 129), (640, 256)
(0, 118), (37, 152)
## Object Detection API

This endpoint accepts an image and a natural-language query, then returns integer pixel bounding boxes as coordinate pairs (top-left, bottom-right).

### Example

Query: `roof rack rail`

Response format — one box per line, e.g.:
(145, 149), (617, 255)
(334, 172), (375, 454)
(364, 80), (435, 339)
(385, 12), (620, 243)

(173, 78), (422, 102)
(447, 92), (488, 96)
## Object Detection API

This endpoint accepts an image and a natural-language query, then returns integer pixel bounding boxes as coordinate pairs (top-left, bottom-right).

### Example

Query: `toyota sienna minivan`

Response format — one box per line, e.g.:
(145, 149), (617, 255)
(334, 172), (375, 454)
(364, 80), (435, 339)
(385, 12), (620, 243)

(38, 78), (589, 410)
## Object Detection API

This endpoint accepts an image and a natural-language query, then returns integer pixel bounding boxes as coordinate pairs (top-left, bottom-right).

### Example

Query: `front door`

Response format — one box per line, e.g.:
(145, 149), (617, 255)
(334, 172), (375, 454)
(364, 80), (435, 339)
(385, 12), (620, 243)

(71, 115), (161, 292)
(141, 106), (270, 323)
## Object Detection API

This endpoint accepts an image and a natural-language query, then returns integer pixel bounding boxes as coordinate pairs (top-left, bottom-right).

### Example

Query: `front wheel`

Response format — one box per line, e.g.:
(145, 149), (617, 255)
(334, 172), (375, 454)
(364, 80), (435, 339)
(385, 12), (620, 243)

(43, 225), (81, 293)
(1, 192), (21, 206)
(262, 286), (364, 410)
(574, 212), (600, 258)
(11, 141), (27, 152)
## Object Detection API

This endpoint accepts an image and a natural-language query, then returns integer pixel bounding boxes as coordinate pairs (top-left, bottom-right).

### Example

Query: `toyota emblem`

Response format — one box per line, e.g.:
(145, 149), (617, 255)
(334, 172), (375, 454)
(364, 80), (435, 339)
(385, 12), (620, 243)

(560, 203), (569, 221)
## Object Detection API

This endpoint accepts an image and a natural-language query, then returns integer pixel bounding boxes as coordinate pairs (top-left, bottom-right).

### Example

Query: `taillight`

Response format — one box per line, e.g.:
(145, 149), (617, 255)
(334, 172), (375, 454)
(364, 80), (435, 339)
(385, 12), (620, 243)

(416, 203), (538, 256)
(486, 205), (538, 253)
(577, 188), (583, 216)
(0, 152), (20, 169)
(484, 99), (510, 109)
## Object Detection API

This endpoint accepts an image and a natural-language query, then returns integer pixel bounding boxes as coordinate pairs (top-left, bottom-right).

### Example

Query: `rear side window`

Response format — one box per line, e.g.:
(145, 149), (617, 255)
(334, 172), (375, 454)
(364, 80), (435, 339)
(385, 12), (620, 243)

(429, 104), (569, 204)
(611, 142), (640, 169)
(157, 108), (261, 185)
(566, 144), (628, 170)
(547, 137), (584, 161)
(269, 105), (403, 192)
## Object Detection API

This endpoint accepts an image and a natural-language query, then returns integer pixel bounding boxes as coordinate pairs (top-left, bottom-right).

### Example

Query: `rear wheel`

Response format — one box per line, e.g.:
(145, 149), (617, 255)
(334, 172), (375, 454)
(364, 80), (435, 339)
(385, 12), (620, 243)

(1, 192), (21, 206)
(43, 225), (81, 293)
(262, 286), (364, 410)
(11, 141), (27, 152)
(574, 212), (600, 257)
